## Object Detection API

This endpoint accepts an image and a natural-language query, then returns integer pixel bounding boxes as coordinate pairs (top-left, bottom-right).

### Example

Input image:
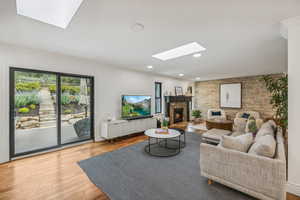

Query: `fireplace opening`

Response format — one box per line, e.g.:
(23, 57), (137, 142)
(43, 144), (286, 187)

(174, 108), (184, 123)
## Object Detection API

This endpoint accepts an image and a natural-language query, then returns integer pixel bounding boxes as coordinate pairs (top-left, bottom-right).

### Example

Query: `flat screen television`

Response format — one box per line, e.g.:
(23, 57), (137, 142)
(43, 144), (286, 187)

(122, 95), (151, 119)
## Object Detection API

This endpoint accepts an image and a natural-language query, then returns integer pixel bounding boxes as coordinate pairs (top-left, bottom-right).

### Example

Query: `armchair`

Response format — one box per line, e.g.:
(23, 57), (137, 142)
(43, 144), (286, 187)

(207, 109), (226, 120)
(233, 111), (263, 132)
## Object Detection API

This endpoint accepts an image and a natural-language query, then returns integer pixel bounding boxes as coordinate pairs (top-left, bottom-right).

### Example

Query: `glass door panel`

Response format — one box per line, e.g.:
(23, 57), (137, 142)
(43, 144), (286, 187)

(13, 70), (58, 154)
(60, 76), (92, 144)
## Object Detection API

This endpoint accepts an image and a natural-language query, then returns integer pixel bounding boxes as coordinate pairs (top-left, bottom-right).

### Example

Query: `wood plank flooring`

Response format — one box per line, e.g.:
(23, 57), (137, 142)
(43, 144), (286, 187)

(0, 134), (146, 200)
(0, 130), (299, 200)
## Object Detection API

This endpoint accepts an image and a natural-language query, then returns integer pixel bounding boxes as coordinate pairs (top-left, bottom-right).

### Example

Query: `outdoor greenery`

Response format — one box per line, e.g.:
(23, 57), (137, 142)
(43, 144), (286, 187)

(63, 109), (73, 114)
(49, 85), (56, 93)
(61, 93), (80, 105)
(62, 77), (80, 84)
(29, 104), (36, 110)
(262, 74), (288, 133)
(15, 92), (40, 108)
(14, 73), (90, 118)
(48, 85), (81, 95)
(18, 107), (30, 114)
(16, 82), (41, 91)
(62, 85), (80, 94)
(192, 110), (202, 118)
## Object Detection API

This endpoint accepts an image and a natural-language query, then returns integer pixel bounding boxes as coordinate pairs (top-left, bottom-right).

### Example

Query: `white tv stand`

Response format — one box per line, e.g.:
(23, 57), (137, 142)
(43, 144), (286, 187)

(101, 117), (157, 140)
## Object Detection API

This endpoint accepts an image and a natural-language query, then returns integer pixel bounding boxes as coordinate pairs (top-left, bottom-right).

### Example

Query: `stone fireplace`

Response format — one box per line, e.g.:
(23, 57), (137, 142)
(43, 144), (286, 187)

(164, 96), (192, 125)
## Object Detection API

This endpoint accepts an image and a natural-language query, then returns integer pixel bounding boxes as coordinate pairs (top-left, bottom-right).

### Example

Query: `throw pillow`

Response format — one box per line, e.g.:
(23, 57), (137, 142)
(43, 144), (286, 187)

(220, 133), (253, 153)
(248, 135), (276, 158)
(255, 122), (274, 142)
(241, 113), (250, 119)
(211, 111), (221, 116)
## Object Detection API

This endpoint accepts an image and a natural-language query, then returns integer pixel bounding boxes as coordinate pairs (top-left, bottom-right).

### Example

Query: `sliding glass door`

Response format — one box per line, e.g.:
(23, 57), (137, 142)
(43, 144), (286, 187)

(60, 76), (92, 144)
(11, 70), (58, 154)
(10, 68), (94, 158)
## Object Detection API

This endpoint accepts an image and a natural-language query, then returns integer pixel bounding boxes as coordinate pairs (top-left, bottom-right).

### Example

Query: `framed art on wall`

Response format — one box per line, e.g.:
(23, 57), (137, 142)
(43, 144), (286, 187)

(220, 83), (242, 108)
(175, 86), (183, 96)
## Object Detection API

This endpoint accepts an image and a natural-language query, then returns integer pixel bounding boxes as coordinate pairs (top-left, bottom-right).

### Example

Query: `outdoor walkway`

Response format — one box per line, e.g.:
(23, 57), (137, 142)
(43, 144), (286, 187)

(39, 87), (56, 128)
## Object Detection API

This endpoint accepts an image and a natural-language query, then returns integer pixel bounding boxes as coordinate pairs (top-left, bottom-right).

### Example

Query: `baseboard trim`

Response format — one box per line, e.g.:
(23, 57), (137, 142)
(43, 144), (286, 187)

(287, 182), (300, 197)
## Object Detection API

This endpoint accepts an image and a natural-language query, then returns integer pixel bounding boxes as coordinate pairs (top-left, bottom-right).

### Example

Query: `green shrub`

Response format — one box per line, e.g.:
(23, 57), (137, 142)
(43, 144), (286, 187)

(48, 85), (56, 93)
(29, 104), (36, 110)
(49, 85), (80, 95)
(63, 109), (73, 114)
(62, 85), (80, 95)
(16, 82), (41, 91)
(19, 107), (30, 113)
(15, 92), (40, 108)
(61, 93), (80, 105)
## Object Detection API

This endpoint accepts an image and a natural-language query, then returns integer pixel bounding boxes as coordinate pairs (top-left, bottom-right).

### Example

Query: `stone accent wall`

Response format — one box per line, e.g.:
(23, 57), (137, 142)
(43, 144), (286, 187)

(194, 74), (282, 120)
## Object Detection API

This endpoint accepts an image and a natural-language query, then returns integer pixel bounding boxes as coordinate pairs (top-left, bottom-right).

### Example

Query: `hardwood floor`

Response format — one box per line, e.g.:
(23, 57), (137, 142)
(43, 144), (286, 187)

(0, 134), (147, 200)
(0, 129), (299, 200)
(288, 193), (300, 200)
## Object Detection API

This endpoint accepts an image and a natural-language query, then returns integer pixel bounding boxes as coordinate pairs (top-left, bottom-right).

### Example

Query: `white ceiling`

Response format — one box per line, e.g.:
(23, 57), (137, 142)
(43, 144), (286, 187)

(0, 0), (299, 81)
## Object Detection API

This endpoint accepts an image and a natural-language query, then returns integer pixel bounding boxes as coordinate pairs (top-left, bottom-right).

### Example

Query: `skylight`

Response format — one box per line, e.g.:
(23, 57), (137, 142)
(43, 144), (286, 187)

(152, 42), (206, 61)
(16, 0), (84, 29)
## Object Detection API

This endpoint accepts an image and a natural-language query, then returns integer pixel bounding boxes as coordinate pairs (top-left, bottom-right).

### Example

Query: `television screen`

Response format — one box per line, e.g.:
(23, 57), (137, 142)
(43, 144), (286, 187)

(122, 95), (151, 119)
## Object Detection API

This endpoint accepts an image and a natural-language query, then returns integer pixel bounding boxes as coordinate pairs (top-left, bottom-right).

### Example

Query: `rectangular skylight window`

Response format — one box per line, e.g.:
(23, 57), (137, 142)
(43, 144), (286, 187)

(152, 42), (206, 61)
(16, 0), (84, 29)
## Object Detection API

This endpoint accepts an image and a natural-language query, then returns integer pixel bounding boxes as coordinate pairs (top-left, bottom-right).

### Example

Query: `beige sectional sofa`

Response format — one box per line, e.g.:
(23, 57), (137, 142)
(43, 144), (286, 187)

(200, 125), (286, 200)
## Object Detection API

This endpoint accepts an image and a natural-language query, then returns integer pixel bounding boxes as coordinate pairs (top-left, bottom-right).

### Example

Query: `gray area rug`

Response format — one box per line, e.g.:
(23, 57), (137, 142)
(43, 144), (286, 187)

(78, 132), (255, 200)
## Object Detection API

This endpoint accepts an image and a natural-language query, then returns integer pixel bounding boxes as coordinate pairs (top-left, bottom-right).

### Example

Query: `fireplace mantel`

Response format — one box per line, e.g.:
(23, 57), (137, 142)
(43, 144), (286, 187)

(164, 96), (192, 103)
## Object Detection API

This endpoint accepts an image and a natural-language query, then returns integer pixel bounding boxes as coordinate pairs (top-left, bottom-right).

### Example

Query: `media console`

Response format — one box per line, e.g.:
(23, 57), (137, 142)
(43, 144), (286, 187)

(101, 117), (157, 140)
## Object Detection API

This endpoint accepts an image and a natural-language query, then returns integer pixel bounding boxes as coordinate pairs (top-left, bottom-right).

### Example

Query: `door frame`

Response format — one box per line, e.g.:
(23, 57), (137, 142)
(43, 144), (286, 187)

(9, 67), (95, 158)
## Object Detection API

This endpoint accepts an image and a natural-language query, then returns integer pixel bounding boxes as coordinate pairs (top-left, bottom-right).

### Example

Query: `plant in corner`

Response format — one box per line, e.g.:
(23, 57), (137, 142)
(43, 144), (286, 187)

(262, 74), (288, 135)
(192, 109), (202, 124)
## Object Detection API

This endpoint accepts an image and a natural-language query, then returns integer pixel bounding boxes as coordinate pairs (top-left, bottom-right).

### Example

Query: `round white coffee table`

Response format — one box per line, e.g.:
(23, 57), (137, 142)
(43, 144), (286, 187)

(144, 128), (181, 157)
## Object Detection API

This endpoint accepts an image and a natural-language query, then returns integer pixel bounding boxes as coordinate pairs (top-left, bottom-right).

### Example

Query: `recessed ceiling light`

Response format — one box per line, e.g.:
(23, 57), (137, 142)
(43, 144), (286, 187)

(179, 73), (184, 77)
(131, 23), (144, 32)
(152, 42), (206, 61)
(195, 77), (201, 80)
(147, 65), (153, 69)
(193, 53), (202, 58)
(16, 0), (84, 29)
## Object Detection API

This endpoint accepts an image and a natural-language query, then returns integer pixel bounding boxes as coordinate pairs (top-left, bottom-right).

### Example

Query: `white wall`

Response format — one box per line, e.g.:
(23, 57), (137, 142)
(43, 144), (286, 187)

(0, 43), (189, 163)
(287, 19), (300, 196)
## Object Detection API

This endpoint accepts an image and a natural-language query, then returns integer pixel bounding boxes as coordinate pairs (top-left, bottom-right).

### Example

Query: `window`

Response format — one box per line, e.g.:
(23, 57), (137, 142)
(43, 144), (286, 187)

(155, 82), (162, 113)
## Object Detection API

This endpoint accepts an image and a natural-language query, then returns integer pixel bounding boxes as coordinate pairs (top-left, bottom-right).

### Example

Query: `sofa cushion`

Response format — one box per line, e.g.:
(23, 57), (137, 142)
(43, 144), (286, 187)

(267, 120), (277, 131)
(255, 121), (274, 142)
(220, 133), (253, 153)
(248, 135), (276, 158)
(202, 129), (231, 144)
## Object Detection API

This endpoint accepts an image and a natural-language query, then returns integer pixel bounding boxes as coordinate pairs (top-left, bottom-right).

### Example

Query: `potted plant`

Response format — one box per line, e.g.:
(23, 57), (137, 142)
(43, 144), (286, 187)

(246, 116), (258, 136)
(192, 109), (202, 124)
(161, 117), (169, 130)
(262, 74), (288, 136)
